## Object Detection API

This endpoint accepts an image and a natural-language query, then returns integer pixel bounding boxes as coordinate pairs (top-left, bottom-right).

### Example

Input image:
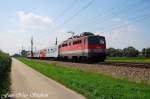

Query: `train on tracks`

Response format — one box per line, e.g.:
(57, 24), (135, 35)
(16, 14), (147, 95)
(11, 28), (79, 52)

(27, 32), (106, 62)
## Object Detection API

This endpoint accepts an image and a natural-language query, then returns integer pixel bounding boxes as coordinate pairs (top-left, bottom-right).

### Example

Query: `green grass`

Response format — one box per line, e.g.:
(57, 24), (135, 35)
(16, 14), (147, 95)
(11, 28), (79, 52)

(18, 58), (150, 99)
(106, 57), (150, 63)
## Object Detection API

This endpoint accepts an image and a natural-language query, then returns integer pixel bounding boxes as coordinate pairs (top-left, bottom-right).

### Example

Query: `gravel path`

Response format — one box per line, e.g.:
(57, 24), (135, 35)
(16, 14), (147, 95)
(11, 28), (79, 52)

(11, 58), (86, 99)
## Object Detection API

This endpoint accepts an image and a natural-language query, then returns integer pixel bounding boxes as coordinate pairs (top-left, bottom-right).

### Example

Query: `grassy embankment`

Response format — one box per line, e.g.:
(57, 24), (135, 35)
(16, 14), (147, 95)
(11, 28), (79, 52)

(106, 57), (150, 63)
(18, 58), (150, 99)
(0, 51), (12, 98)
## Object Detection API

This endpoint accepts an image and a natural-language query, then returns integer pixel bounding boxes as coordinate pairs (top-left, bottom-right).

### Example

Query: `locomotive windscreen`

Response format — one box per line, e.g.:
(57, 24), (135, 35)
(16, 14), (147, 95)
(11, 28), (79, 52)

(88, 36), (105, 44)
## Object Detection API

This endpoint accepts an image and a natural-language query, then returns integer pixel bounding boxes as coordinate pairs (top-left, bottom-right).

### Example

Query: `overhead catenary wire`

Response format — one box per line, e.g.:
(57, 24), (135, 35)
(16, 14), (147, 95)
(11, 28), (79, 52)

(101, 13), (150, 33)
(51, 0), (95, 33)
(89, 0), (148, 28)
(71, 0), (127, 30)
(88, 5), (150, 32)
(71, 0), (148, 31)
(53, 0), (78, 22)
(42, 0), (149, 46)
(40, 0), (77, 42)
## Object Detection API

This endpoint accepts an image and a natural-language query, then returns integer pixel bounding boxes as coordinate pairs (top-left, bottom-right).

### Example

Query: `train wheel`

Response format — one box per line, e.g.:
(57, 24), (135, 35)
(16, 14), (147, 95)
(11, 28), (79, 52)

(72, 56), (78, 62)
(79, 56), (87, 63)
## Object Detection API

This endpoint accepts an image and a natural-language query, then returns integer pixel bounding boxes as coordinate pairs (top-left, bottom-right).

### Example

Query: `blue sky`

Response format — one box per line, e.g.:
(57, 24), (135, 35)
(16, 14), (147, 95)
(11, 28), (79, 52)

(0, 0), (150, 54)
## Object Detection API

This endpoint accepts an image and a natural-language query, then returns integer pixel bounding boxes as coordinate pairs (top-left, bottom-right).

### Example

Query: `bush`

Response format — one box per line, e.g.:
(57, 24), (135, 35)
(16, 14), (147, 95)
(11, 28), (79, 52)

(0, 51), (12, 98)
(107, 48), (123, 57)
(123, 46), (139, 57)
(107, 47), (139, 57)
(142, 48), (150, 57)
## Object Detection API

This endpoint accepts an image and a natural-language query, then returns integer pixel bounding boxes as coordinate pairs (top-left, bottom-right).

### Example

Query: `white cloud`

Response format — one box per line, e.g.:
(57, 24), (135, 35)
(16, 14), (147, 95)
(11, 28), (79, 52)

(17, 11), (68, 50)
(0, 11), (69, 55)
(18, 11), (54, 33)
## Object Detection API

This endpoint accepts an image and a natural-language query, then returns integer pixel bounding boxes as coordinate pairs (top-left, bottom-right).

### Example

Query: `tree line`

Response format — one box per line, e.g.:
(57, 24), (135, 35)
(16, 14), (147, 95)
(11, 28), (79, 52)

(107, 46), (150, 57)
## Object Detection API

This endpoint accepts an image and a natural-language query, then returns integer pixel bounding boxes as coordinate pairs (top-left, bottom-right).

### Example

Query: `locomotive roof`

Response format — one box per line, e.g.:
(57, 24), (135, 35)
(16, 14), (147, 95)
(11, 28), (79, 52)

(63, 32), (93, 42)
(62, 32), (103, 44)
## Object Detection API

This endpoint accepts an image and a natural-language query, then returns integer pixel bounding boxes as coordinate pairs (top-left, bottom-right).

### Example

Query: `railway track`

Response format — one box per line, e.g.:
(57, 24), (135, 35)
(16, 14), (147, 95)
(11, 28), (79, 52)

(98, 62), (150, 68)
(32, 58), (150, 69)
(56, 59), (150, 68)
(34, 58), (150, 84)
(56, 59), (150, 69)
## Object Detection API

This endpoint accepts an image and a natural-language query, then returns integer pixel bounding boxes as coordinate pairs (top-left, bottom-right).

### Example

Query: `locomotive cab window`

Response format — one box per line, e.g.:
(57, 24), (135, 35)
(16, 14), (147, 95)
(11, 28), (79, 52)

(69, 42), (71, 46)
(88, 36), (105, 44)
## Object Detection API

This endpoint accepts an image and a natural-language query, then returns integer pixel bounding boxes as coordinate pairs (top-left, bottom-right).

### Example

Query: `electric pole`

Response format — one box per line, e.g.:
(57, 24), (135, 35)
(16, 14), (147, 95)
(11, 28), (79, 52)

(55, 37), (58, 45)
(31, 36), (33, 58)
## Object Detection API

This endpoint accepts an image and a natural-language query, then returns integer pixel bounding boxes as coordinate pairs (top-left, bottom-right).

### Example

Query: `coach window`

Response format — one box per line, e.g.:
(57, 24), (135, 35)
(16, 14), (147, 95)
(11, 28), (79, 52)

(79, 40), (82, 44)
(69, 42), (71, 46)
(74, 41), (77, 45)
(73, 41), (75, 45)
(63, 43), (68, 47)
(84, 38), (86, 44)
(65, 43), (68, 46)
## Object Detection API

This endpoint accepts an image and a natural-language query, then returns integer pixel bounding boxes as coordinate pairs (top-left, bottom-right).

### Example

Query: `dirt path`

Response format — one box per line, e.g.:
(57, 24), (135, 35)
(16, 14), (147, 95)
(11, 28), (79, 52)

(11, 58), (86, 99)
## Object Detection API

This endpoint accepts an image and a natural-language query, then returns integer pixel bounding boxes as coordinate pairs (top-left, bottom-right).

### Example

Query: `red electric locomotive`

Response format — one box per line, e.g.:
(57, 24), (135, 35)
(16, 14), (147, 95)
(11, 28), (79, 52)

(58, 32), (106, 62)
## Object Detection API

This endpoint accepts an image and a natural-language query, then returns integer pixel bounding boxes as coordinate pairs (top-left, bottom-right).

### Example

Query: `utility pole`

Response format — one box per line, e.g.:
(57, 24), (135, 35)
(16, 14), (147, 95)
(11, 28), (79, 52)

(55, 37), (58, 45)
(21, 45), (24, 51)
(31, 36), (33, 58)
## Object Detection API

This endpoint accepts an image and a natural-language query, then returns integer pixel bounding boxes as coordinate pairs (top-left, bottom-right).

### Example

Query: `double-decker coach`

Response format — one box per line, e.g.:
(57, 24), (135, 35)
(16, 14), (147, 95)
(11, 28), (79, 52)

(27, 45), (58, 60)
(39, 45), (58, 59)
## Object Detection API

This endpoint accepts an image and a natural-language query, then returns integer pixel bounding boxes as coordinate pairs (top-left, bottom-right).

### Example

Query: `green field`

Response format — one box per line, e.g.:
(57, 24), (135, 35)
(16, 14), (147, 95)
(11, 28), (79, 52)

(106, 57), (150, 63)
(18, 58), (150, 99)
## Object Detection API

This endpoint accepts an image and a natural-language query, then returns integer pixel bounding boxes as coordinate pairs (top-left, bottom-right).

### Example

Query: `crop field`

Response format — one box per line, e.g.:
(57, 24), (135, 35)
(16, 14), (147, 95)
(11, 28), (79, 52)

(0, 51), (11, 97)
(106, 57), (150, 63)
(18, 57), (150, 99)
